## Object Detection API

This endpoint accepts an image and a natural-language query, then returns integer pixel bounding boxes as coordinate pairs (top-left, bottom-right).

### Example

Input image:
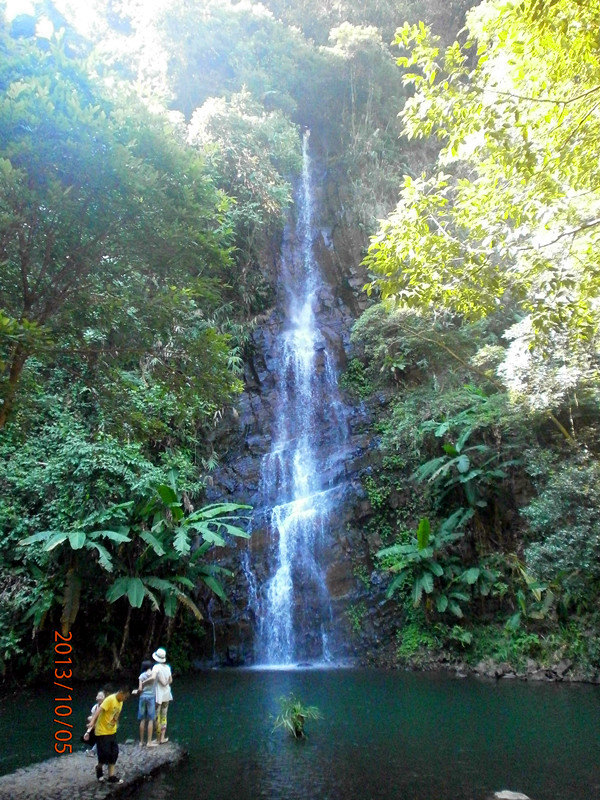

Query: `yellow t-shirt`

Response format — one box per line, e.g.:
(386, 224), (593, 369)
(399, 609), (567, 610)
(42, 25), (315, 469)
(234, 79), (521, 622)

(95, 694), (123, 736)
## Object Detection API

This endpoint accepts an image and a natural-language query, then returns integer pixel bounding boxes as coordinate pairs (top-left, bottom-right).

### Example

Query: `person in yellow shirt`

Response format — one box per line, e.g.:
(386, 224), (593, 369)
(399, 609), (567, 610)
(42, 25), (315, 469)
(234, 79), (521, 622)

(84, 687), (130, 783)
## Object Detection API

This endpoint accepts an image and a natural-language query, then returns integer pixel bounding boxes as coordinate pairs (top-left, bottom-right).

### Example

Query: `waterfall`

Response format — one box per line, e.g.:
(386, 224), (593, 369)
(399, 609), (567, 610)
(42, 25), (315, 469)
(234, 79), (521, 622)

(251, 130), (350, 666)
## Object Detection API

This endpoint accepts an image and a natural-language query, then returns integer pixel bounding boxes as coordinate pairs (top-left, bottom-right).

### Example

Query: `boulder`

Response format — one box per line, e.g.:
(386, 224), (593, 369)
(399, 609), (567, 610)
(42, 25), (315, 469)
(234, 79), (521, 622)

(490, 792), (532, 800)
(529, 669), (551, 681)
(553, 658), (573, 678)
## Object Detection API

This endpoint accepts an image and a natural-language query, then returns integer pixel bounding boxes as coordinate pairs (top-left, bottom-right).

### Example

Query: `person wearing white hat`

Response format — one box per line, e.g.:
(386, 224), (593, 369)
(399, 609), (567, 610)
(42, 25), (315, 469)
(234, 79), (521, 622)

(151, 647), (173, 744)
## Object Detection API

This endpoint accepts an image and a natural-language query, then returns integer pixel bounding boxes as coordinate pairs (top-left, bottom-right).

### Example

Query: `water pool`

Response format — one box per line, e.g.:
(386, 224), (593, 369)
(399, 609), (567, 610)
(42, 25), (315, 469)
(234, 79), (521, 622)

(2, 668), (599, 800)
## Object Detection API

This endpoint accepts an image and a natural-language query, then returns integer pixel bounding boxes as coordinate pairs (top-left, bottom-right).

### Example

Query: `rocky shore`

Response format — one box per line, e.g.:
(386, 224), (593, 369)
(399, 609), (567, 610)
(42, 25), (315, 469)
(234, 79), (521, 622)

(468, 656), (582, 682)
(361, 636), (599, 684)
(0, 741), (186, 800)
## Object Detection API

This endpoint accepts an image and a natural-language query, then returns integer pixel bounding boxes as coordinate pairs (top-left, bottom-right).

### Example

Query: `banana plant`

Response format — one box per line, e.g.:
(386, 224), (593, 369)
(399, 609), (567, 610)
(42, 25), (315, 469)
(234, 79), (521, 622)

(104, 470), (251, 621)
(503, 555), (555, 631)
(416, 392), (521, 509)
(19, 471), (251, 635)
(377, 509), (473, 616)
(414, 429), (519, 509)
(19, 503), (134, 635)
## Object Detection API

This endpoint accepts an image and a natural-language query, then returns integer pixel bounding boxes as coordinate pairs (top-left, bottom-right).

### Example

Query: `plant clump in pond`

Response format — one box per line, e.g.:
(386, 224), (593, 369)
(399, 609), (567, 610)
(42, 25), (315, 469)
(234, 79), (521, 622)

(272, 693), (322, 739)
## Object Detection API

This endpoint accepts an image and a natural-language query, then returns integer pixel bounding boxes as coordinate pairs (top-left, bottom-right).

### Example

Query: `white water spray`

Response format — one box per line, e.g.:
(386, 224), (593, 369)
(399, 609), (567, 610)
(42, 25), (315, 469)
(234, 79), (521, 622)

(252, 131), (349, 666)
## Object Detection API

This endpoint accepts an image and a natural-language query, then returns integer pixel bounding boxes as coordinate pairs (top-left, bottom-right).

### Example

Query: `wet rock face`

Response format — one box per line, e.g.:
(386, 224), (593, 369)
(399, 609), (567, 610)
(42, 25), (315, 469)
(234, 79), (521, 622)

(200, 145), (392, 666)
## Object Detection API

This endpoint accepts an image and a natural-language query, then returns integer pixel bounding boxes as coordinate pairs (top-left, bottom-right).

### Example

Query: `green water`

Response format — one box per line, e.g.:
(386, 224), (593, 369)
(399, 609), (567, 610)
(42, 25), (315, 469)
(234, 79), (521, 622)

(2, 668), (599, 799)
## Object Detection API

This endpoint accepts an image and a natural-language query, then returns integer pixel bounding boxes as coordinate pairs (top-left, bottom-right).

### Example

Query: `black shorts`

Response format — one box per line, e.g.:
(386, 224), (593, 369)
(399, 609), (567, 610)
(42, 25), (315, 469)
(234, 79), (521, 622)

(95, 734), (119, 765)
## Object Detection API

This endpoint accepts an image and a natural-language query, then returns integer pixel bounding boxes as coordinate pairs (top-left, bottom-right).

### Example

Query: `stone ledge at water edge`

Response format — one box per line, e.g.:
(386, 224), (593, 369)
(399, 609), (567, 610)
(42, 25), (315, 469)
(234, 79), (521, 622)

(0, 741), (186, 800)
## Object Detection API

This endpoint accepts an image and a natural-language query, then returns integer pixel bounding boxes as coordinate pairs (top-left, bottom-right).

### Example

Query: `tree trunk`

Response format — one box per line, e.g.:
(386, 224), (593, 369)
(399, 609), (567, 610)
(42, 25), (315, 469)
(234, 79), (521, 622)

(145, 611), (157, 656)
(118, 604), (132, 663)
(165, 608), (178, 643)
(0, 342), (30, 429)
(111, 643), (122, 672)
(61, 562), (82, 637)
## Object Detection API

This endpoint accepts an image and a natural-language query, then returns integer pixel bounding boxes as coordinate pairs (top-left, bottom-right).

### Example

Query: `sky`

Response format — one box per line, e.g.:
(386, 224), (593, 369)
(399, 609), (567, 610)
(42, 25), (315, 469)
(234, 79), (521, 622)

(5, 0), (35, 19)
(4, 0), (169, 38)
(5, 0), (95, 35)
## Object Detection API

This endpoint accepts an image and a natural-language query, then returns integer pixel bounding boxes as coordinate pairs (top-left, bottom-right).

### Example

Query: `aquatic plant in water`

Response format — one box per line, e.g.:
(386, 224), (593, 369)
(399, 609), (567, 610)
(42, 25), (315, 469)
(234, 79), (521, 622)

(272, 693), (322, 738)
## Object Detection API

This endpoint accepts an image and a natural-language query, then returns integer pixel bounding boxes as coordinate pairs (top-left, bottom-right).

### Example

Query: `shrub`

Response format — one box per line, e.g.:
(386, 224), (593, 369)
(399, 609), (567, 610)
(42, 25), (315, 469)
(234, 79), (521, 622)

(523, 455), (600, 606)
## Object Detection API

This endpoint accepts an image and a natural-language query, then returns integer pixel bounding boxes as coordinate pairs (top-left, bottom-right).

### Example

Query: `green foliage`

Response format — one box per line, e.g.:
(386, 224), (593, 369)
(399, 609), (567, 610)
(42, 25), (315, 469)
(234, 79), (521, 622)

(0, 21), (253, 678)
(272, 694), (322, 739)
(339, 358), (373, 398)
(365, 2), (600, 356)
(458, 618), (599, 674)
(0, 409), (167, 543)
(255, 0), (475, 47)
(462, 617), (600, 674)
(153, 0), (309, 117)
(353, 564), (371, 589)
(523, 454), (600, 607)
(363, 476), (390, 512)
(0, 396), (251, 672)
(546, 619), (600, 674)
(17, 468), (251, 630)
(377, 509), (474, 616)
(396, 618), (442, 663)
(361, 471), (413, 547)
(496, 554), (555, 632)
(99, 0), (410, 235)
(468, 624), (544, 669)
(395, 614), (600, 673)
(0, 571), (38, 675)
(415, 403), (521, 511)
(446, 625), (473, 648)
(324, 22), (408, 229)
(349, 304), (511, 400)
(188, 90), (301, 315)
(349, 293), (597, 664)
(347, 601), (367, 633)
(0, 29), (240, 429)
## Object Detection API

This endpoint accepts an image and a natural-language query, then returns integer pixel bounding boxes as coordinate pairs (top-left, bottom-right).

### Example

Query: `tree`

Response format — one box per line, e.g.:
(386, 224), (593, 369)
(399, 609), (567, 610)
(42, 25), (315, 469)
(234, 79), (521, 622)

(364, 0), (600, 349)
(18, 471), (250, 651)
(188, 90), (301, 314)
(0, 30), (233, 429)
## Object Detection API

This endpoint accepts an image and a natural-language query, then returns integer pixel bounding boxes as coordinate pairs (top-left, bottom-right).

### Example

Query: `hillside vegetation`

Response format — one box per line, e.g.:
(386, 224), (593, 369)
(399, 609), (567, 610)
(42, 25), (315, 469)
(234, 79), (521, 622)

(2, 0), (600, 681)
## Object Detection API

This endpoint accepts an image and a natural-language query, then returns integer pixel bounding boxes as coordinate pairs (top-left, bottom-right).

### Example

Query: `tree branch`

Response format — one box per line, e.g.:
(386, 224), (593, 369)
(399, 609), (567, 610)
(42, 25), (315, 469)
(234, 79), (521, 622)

(484, 84), (600, 107)
(520, 217), (600, 251)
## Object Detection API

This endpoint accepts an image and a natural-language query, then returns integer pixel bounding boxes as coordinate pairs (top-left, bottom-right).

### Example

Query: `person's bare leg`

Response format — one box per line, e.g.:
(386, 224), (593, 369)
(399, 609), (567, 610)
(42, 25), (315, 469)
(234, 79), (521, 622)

(159, 704), (169, 743)
(147, 719), (158, 746)
(139, 720), (145, 746)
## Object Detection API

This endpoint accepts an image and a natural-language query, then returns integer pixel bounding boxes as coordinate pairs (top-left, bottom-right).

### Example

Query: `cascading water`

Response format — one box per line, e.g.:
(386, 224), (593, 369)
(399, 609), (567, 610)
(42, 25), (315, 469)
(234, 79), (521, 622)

(251, 131), (350, 666)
